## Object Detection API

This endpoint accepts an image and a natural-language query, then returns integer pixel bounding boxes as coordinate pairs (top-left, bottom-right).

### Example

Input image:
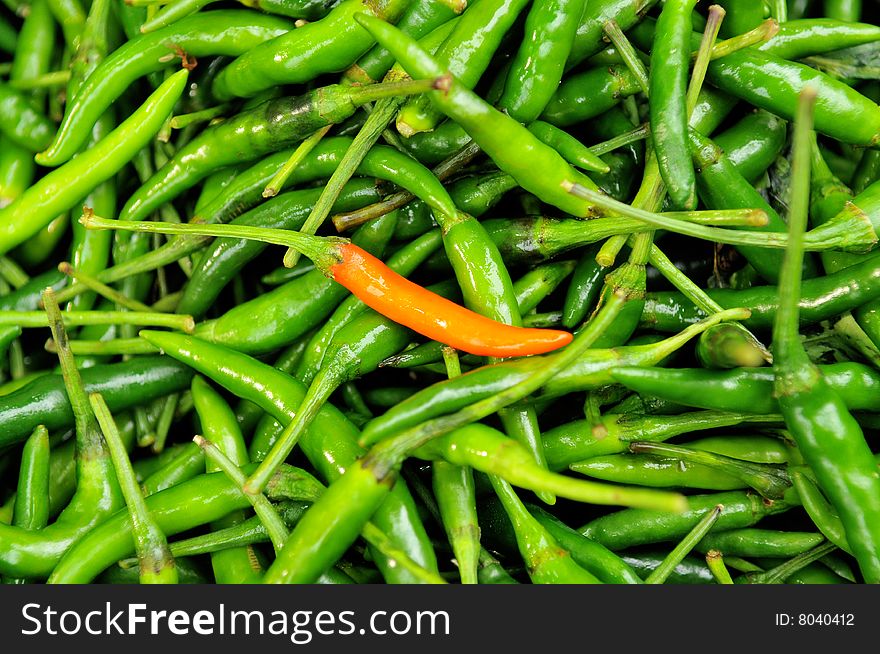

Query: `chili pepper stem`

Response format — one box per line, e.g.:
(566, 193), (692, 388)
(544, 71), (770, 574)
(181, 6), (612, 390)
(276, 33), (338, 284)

(708, 18), (779, 59)
(645, 505), (723, 584)
(348, 76), (448, 106)
(90, 392), (178, 584)
(742, 541), (837, 584)
(193, 435), (289, 553)
(566, 182), (878, 251)
(687, 6), (725, 118)
(263, 125), (332, 200)
(57, 261), (154, 313)
(243, 368), (338, 495)
(0, 309), (195, 332)
(706, 550), (734, 584)
(80, 212), (346, 272)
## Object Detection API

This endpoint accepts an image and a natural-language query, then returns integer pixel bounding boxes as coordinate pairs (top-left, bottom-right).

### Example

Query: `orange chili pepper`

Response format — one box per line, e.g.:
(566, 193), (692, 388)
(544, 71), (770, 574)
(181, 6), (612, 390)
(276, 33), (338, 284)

(330, 243), (573, 357)
(78, 215), (573, 356)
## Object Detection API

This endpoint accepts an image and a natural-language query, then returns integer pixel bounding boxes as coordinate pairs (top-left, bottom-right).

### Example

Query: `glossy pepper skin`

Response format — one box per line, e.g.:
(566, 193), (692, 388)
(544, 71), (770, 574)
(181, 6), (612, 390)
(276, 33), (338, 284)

(47, 465), (311, 583)
(497, 0), (584, 124)
(119, 82), (429, 225)
(649, 0), (698, 210)
(0, 82), (54, 152)
(356, 13), (602, 218)
(211, 0), (414, 100)
(37, 11), (295, 166)
(0, 69), (189, 257)
(639, 252), (880, 331)
(610, 363), (880, 415)
(580, 491), (795, 551)
(396, 0), (531, 136)
(329, 244), (574, 357)
(0, 357), (194, 447)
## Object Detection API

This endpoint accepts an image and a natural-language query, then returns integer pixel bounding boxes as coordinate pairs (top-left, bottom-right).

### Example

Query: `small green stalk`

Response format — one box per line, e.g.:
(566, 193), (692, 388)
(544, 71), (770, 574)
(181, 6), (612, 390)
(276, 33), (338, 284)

(708, 18), (779, 59)
(58, 261), (154, 312)
(170, 104), (230, 129)
(292, 86), (410, 258)
(687, 5), (725, 117)
(645, 504), (723, 584)
(264, 124), (332, 200)
(602, 19), (649, 96)
(705, 549), (734, 584)
(193, 435), (289, 553)
(0, 309), (195, 331)
(80, 213), (345, 272)
(591, 124), (650, 157)
(741, 542), (839, 584)
(44, 336), (159, 356)
(89, 392), (178, 584)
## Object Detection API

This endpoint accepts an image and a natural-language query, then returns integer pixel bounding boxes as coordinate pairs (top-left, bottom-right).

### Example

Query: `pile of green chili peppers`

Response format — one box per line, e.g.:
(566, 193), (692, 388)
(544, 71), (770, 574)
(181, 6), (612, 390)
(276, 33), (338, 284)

(1, 0), (879, 586)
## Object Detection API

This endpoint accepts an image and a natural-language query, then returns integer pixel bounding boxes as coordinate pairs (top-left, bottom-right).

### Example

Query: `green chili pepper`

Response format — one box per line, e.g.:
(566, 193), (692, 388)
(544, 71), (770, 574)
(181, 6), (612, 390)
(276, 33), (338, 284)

(580, 490), (795, 551)
(396, 0), (531, 136)
(649, 0), (699, 210)
(47, 463), (328, 583)
(361, 312), (751, 447)
(771, 88), (880, 583)
(119, 79), (436, 226)
(0, 69), (189, 257)
(639, 252), (880, 331)
(211, 0), (413, 100)
(610, 362), (880, 414)
(0, 291), (124, 579)
(357, 13), (602, 218)
(4, 425), (50, 584)
(37, 11), (295, 165)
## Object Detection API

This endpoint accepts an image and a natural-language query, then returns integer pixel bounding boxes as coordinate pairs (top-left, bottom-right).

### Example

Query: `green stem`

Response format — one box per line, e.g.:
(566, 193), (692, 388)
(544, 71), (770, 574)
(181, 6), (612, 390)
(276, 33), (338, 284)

(442, 346), (461, 379)
(58, 261), (154, 312)
(170, 104), (230, 129)
(705, 549), (734, 584)
(193, 435), (289, 553)
(567, 182), (864, 250)
(80, 213), (343, 271)
(708, 18), (779, 59)
(331, 140), (482, 232)
(0, 310), (194, 331)
(645, 504), (722, 584)
(687, 5), (725, 118)
(603, 19), (649, 96)
(265, 125), (332, 200)
(89, 392), (178, 584)
(591, 124), (650, 156)
(772, 87), (817, 365)
(297, 95), (405, 248)
(745, 542), (838, 584)
(44, 336), (159, 355)
(347, 76), (441, 105)
(664, 208), (768, 227)
(646, 243), (724, 315)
